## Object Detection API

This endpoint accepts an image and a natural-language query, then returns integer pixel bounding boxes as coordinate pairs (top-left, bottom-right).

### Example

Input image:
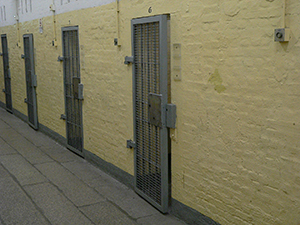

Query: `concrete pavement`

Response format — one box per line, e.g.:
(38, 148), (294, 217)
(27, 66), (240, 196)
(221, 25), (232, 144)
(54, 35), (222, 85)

(0, 107), (186, 225)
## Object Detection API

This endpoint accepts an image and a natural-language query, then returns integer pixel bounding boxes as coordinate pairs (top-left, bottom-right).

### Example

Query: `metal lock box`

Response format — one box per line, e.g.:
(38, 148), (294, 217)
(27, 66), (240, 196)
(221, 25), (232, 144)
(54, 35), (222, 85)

(274, 28), (290, 42)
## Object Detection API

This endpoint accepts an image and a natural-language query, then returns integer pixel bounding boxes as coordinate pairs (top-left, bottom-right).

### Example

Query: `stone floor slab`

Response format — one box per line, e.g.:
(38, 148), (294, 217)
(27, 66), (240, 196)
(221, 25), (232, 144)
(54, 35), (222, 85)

(0, 154), (47, 186)
(137, 213), (186, 225)
(24, 182), (93, 225)
(94, 181), (159, 219)
(0, 138), (17, 155)
(0, 119), (10, 129)
(80, 202), (137, 225)
(0, 127), (23, 142)
(36, 162), (105, 207)
(0, 164), (10, 179)
(0, 176), (50, 225)
(40, 145), (83, 163)
(7, 136), (53, 164)
(62, 160), (115, 187)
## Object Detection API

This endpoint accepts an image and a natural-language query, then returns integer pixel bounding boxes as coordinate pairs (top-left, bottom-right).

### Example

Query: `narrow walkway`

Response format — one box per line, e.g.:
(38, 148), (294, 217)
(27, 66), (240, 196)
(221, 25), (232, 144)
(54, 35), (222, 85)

(0, 108), (186, 225)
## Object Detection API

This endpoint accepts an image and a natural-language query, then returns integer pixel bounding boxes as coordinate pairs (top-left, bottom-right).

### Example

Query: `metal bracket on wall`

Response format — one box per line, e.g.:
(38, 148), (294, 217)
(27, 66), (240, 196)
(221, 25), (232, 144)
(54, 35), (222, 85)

(21, 54), (25, 59)
(57, 56), (64, 62)
(126, 139), (136, 149)
(124, 56), (134, 65)
(166, 104), (177, 129)
(60, 114), (66, 120)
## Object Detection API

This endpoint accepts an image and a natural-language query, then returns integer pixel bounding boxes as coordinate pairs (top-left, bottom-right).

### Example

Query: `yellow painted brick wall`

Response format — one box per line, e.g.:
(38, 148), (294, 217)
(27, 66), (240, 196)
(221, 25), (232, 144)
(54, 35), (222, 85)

(0, 0), (300, 224)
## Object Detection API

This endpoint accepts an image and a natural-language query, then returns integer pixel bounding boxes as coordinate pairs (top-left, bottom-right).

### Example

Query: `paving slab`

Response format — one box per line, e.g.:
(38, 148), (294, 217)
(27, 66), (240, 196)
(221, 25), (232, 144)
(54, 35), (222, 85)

(0, 127), (23, 142)
(94, 180), (159, 219)
(0, 164), (11, 179)
(79, 201), (137, 225)
(0, 154), (47, 186)
(40, 145), (83, 163)
(6, 136), (53, 164)
(61, 160), (117, 188)
(0, 176), (50, 225)
(137, 213), (186, 225)
(18, 128), (59, 147)
(35, 162), (105, 207)
(24, 182), (93, 225)
(0, 138), (17, 155)
(0, 119), (10, 129)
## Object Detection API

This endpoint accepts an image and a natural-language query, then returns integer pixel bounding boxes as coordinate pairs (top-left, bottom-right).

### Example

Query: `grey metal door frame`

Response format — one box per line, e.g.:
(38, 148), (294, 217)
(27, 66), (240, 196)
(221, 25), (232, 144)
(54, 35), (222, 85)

(23, 34), (38, 130)
(132, 14), (170, 213)
(61, 26), (84, 156)
(1, 34), (13, 113)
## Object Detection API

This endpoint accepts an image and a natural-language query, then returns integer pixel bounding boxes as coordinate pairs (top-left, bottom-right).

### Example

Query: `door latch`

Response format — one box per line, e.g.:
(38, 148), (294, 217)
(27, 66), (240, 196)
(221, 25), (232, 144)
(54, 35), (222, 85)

(60, 114), (66, 120)
(127, 140), (136, 149)
(166, 104), (177, 129)
(57, 56), (64, 62)
(124, 56), (134, 65)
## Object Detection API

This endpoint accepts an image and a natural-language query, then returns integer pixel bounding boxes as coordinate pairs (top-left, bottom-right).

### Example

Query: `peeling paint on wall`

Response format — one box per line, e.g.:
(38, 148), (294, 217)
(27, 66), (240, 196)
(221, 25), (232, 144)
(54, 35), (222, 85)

(208, 69), (226, 93)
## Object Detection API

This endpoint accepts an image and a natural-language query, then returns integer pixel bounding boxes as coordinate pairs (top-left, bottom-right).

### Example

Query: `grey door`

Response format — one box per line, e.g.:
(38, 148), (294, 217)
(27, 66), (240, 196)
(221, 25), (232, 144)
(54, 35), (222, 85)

(1, 34), (13, 113)
(132, 15), (170, 213)
(23, 34), (38, 130)
(62, 26), (83, 156)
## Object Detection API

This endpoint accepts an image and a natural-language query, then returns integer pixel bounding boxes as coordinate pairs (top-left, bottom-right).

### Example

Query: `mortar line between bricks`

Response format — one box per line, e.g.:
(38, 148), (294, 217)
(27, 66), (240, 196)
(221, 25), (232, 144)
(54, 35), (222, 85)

(0, 162), (52, 225)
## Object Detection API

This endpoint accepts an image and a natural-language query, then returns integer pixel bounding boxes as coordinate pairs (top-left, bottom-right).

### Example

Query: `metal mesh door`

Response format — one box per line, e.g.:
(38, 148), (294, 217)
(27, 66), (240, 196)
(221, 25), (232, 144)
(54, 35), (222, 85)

(1, 35), (12, 113)
(132, 15), (170, 213)
(62, 27), (83, 155)
(23, 34), (38, 129)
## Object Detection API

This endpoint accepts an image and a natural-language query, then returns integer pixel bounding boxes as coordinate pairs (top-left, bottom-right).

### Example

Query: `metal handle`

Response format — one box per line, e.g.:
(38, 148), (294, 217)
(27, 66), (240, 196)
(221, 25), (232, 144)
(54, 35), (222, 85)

(126, 140), (136, 149)
(57, 56), (64, 62)
(124, 56), (134, 65)
(60, 114), (66, 120)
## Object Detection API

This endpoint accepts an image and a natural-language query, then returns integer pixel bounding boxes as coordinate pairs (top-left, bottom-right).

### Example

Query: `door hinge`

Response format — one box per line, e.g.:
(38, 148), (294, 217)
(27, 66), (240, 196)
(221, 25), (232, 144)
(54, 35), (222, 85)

(127, 139), (136, 149)
(60, 114), (66, 120)
(57, 56), (64, 62)
(166, 104), (177, 129)
(124, 56), (134, 65)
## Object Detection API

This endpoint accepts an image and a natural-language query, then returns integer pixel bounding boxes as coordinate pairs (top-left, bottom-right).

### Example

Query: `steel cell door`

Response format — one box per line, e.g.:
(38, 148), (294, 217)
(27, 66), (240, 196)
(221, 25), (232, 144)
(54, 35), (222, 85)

(132, 15), (170, 213)
(1, 34), (13, 113)
(23, 34), (38, 130)
(62, 27), (83, 156)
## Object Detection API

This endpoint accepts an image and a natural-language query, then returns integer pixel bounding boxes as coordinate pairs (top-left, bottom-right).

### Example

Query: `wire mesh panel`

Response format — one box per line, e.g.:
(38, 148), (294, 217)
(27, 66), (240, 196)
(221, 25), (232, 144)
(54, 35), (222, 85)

(62, 27), (83, 155)
(1, 34), (12, 113)
(132, 15), (170, 213)
(23, 34), (38, 129)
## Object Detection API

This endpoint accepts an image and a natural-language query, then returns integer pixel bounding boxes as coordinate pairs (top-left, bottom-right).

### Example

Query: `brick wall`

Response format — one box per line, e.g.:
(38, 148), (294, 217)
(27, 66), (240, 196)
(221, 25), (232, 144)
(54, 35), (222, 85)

(0, 0), (300, 224)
